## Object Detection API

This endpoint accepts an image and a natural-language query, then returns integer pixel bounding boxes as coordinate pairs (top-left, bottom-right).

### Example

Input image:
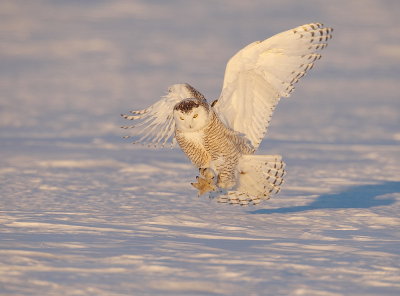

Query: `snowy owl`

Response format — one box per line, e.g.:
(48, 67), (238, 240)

(122, 23), (333, 205)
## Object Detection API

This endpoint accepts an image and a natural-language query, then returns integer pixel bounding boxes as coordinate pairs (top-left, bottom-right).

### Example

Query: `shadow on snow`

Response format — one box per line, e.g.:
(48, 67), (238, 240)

(250, 181), (400, 214)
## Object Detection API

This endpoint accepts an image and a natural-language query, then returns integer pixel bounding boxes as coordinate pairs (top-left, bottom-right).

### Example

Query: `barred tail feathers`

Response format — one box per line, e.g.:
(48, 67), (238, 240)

(237, 154), (285, 197)
(215, 154), (285, 205)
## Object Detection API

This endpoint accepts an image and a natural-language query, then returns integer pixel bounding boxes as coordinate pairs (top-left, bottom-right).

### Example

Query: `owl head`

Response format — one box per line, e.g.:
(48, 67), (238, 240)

(173, 98), (210, 132)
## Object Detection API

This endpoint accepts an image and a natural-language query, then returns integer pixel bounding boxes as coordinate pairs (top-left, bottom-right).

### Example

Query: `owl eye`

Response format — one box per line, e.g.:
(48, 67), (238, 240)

(193, 114), (198, 118)
(180, 116), (184, 120)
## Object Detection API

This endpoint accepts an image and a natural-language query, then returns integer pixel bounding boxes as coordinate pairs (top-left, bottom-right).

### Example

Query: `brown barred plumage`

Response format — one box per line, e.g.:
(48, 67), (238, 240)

(175, 109), (253, 188)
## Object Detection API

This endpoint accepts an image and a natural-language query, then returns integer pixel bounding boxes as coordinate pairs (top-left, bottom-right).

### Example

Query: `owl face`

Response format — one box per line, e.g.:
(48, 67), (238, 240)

(173, 99), (210, 132)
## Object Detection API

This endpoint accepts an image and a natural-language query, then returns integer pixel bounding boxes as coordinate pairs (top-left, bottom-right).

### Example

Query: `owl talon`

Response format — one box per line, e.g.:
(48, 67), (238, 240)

(191, 179), (216, 196)
(191, 171), (217, 196)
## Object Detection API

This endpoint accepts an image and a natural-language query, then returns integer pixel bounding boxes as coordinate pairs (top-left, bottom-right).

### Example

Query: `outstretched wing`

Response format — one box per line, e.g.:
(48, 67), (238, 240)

(213, 23), (333, 150)
(121, 84), (196, 148)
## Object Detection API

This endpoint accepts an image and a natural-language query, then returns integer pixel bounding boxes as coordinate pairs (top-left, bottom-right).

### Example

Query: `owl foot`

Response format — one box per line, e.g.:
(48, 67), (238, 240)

(191, 168), (216, 196)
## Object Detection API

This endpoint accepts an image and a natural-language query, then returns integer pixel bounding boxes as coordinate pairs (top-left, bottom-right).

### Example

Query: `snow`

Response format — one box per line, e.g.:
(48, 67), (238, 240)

(1, 0), (400, 295)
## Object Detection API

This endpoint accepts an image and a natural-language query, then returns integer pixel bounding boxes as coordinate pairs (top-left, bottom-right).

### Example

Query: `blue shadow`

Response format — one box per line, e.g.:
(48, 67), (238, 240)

(250, 181), (400, 214)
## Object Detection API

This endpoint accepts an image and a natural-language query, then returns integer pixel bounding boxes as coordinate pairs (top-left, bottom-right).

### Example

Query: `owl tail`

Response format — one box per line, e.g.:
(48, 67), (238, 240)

(214, 154), (285, 205)
(237, 154), (286, 199)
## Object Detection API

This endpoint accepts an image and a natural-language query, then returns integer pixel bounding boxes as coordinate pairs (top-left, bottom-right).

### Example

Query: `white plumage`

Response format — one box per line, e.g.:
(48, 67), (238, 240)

(122, 23), (333, 205)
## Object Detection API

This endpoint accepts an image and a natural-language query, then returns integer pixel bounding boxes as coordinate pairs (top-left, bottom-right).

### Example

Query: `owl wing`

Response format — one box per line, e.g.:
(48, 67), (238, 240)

(213, 23), (333, 150)
(121, 84), (195, 148)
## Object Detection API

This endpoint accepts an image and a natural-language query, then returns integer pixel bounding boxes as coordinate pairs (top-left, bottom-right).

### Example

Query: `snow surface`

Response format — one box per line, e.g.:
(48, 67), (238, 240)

(1, 1), (399, 295)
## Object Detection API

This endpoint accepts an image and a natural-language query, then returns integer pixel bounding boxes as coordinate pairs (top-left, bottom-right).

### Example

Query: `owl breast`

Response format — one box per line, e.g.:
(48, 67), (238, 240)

(181, 129), (205, 146)
(175, 128), (211, 168)
(175, 110), (254, 172)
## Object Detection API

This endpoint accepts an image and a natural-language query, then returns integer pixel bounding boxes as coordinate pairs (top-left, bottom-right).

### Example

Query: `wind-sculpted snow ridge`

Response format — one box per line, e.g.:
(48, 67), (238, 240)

(1, 139), (399, 295)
